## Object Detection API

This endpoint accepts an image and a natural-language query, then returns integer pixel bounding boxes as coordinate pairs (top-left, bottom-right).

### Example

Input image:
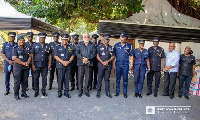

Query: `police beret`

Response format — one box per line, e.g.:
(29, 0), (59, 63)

(104, 34), (111, 39)
(92, 34), (99, 39)
(8, 32), (16, 37)
(138, 39), (145, 43)
(38, 33), (47, 37)
(72, 34), (79, 39)
(17, 35), (24, 41)
(120, 32), (126, 37)
(61, 34), (69, 39)
(152, 37), (160, 42)
(52, 32), (60, 37)
(26, 32), (34, 36)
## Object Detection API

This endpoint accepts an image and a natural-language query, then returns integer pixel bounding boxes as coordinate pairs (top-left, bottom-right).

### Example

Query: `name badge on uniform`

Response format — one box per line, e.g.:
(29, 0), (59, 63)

(59, 49), (62, 51)
(102, 52), (105, 56)
(100, 47), (104, 50)
(61, 54), (64, 56)
(19, 56), (23, 59)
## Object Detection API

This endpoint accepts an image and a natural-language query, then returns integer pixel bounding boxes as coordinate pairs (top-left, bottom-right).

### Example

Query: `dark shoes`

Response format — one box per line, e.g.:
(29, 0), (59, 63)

(4, 91), (10, 95)
(96, 92), (100, 98)
(146, 92), (152, 96)
(26, 88), (29, 91)
(114, 93), (119, 97)
(34, 93), (39, 97)
(178, 95), (182, 98)
(93, 87), (97, 90)
(70, 87), (75, 91)
(134, 93), (138, 97)
(14, 95), (20, 100)
(85, 93), (90, 97)
(106, 92), (112, 98)
(185, 96), (189, 100)
(42, 92), (47, 96)
(48, 87), (52, 90)
(162, 94), (169, 96)
(123, 94), (128, 98)
(78, 93), (82, 97)
(64, 93), (71, 98)
(170, 95), (174, 99)
(57, 93), (62, 98)
(154, 93), (157, 97)
(21, 93), (29, 98)
(138, 94), (142, 98)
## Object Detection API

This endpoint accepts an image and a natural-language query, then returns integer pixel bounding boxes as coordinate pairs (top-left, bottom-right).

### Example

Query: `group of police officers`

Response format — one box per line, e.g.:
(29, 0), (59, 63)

(1, 31), (193, 100)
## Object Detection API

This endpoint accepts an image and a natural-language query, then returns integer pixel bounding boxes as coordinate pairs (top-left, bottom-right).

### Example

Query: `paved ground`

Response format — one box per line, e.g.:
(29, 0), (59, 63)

(0, 68), (199, 120)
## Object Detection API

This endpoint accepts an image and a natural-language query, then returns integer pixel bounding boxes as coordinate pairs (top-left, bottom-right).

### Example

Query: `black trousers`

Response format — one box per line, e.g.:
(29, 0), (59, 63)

(78, 65), (92, 94)
(97, 67), (111, 93)
(89, 65), (98, 88)
(49, 63), (58, 86)
(57, 68), (70, 94)
(34, 66), (48, 94)
(26, 64), (34, 89)
(147, 70), (161, 93)
(13, 68), (29, 96)
(70, 65), (78, 88)
(164, 72), (177, 96)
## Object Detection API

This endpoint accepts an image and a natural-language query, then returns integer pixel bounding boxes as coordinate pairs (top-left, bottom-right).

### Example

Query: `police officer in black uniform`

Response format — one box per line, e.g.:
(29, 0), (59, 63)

(54, 34), (74, 98)
(1, 32), (18, 95)
(89, 34), (99, 90)
(146, 37), (165, 97)
(12, 35), (31, 100)
(48, 32), (61, 90)
(32, 33), (51, 97)
(76, 33), (96, 97)
(96, 35), (114, 98)
(70, 34), (79, 91)
(24, 32), (35, 90)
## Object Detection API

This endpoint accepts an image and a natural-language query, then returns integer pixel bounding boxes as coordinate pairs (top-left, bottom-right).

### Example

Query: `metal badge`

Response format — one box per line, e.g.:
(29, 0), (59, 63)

(102, 52), (105, 56)
(19, 55), (23, 59)
(61, 54), (64, 56)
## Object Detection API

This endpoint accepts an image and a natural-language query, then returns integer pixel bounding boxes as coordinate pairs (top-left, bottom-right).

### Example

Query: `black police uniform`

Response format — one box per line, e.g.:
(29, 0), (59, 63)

(76, 41), (96, 96)
(54, 42), (74, 97)
(89, 34), (99, 90)
(96, 43), (114, 96)
(32, 33), (51, 96)
(70, 34), (79, 90)
(12, 44), (30, 99)
(1, 32), (18, 95)
(48, 32), (61, 90)
(147, 38), (165, 96)
(24, 32), (35, 90)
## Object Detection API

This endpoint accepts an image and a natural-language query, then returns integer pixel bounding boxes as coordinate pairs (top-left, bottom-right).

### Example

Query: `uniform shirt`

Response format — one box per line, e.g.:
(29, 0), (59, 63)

(113, 42), (133, 66)
(49, 42), (61, 64)
(97, 44), (114, 69)
(1, 42), (18, 65)
(165, 50), (180, 72)
(24, 41), (35, 54)
(148, 46), (165, 71)
(179, 54), (196, 76)
(70, 43), (78, 66)
(32, 43), (51, 67)
(54, 44), (74, 69)
(133, 48), (149, 70)
(93, 44), (99, 67)
(76, 41), (96, 66)
(12, 46), (30, 69)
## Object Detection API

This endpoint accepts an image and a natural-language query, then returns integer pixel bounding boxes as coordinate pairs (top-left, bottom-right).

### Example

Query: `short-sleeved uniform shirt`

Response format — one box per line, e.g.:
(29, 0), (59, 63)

(54, 44), (74, 69)
(49, 42), (61, 64)
(113, 42), (133, 67)
(32, 43), (51, 67)
(12, 46), (30, 69)
(148, 46), (165, 71)
(133, 48), (149, 70)
(179, 54), (196, 76)
(97, 44), (114, 69)
(1, 42), (18, 65)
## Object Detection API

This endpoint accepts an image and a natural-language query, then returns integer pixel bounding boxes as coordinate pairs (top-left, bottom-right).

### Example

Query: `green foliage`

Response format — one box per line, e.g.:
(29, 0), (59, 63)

(6, 0), (144, 33)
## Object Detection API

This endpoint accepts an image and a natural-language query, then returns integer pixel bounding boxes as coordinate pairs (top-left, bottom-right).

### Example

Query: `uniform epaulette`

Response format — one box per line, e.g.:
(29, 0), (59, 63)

(13, 45), (18, 48)
(56, 44), (61, 47)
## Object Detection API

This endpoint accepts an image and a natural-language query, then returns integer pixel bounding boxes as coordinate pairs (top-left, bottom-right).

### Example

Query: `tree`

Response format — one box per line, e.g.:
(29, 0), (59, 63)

(168, 0), (200, 20)
(6, 0), (144, 33)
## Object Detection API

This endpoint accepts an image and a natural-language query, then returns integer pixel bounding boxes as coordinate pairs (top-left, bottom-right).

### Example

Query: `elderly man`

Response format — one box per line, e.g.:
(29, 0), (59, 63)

(162, 42), (180, 99)
(76, 33), (96, 97)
